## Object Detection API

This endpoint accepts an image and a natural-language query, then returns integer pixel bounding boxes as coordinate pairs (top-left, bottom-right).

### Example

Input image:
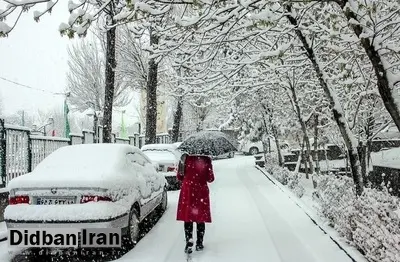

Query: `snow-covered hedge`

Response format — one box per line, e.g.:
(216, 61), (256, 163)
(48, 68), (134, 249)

(266, 159), (305, 198)
(313, 175), (400, 262)
(265, 152), (278, 167)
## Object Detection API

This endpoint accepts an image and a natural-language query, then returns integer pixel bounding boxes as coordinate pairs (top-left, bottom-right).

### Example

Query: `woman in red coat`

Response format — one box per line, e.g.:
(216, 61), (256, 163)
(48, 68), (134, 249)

(176, 153), (215, 253)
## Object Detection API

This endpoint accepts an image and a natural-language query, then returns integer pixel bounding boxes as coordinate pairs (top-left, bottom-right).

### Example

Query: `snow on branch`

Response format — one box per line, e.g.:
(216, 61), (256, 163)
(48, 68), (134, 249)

(0, 0), (173, 37)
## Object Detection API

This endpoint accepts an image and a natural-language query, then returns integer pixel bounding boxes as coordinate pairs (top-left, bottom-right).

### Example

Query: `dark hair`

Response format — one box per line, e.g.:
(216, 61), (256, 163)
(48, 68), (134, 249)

(180, 152), (189, 162)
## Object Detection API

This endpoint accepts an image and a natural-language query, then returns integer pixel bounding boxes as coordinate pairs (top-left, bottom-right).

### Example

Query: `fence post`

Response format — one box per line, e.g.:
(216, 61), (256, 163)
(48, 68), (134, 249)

(128, 136), (135, 145)
(0, 119), (6, 187)
(27, 130), (32, 173)
(134, 133), (139, 147)
(82, 130), (87, 144)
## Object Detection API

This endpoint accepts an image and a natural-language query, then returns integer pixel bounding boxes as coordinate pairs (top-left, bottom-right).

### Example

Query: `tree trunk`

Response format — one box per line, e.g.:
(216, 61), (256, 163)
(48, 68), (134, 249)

(272, 126), (283, 166)
(171, 98), (183, 143)
(261, 111), (270, 167)
(102, 25), (116, 143)
(145, 28), (159, 145)
(302, 135), (309, 178)
(324, 145), (329, 173)
(313, 114), (320, 174)
(336, 0), (400, 133)
(296, 137), (305, 173)
(288, 82), (314, 175)
(357, 141), (367, 184)
(285, 4), (363, 195)
(267, 137), (271, 153)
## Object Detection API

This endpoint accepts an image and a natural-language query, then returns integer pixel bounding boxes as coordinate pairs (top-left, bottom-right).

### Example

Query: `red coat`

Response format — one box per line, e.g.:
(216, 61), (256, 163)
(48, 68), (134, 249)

(176, 155), (215, 223)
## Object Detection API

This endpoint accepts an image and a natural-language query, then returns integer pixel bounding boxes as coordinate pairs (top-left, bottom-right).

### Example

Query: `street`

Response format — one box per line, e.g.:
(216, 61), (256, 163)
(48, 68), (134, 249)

(0, 156), (354, 262)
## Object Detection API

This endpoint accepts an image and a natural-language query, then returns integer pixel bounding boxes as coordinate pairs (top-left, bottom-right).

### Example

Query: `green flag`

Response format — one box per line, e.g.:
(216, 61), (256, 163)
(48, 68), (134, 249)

(64, 99), (70, 138)
(120, 111), (127, 138)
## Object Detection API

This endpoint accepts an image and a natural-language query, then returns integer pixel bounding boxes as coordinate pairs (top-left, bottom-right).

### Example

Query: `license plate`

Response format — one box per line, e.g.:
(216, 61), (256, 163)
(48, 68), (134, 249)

(36, 197), (76, 205)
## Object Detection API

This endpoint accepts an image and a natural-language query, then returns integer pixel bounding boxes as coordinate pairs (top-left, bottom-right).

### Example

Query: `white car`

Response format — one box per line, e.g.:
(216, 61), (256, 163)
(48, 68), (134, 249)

(141, 144), (181, 190)
(240, 138), (290, 155)
(5, 144), (168, 248)
(173, 142), (182, 148)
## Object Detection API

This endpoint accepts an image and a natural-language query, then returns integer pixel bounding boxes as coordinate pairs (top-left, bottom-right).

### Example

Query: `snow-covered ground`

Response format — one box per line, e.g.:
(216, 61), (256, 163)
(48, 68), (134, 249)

(116, 155), (355, 262)
(0, 155), (363, 261)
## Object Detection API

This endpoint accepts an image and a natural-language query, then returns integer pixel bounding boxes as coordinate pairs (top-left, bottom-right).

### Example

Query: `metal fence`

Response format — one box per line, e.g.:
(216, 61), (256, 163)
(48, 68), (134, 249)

(0, 119), (170, 187)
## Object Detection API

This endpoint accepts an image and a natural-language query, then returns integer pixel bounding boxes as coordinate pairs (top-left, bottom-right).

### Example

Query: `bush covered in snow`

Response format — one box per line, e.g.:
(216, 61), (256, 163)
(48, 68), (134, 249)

(267, 163), (305, 198)
(265, 152), (279, 167)
(287, 171), (305, 199)
(313, 174), (400, 262)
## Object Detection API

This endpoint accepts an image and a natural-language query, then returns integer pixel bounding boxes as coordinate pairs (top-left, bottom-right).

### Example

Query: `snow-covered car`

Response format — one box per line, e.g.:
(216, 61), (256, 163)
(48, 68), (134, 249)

(4, 144), (168, 247)
(141, 144), (181, 190)
(141, 143), (181, 155)
(173, 142), (182, 150)
(240, 138), (290, 155)
(211, 151), (235, 159)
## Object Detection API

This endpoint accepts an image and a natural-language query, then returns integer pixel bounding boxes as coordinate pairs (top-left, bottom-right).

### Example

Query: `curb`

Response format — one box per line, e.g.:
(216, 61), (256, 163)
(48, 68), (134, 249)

(254, 165), (366, 262)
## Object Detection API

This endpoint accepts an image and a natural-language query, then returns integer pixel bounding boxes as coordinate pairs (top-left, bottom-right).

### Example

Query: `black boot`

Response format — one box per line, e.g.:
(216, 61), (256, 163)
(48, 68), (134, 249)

(184, 222), (194, 253)
(195, 242), (204, 251)
(196, 223), (205, 251)
(185, 239), (194, 254)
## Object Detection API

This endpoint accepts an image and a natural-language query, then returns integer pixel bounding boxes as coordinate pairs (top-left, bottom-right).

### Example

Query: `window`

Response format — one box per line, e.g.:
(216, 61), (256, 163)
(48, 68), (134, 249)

(127, 152), (150, 166)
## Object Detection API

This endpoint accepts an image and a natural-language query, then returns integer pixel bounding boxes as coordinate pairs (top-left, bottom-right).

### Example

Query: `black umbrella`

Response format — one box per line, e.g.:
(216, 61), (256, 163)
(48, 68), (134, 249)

(178, 130), (237, 156)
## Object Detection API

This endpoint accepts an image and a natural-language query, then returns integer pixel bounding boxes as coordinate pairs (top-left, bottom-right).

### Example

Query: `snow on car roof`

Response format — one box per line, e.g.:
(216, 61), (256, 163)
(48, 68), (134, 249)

(7, 144), (144, 189)
(36, 143), (137, 169)
(141, 143), (178, 151)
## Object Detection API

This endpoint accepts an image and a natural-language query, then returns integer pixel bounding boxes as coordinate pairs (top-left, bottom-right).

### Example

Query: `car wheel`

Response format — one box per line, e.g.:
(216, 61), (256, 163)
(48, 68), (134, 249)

(126, 207), (140, 247)
(161, 189), (168, 211)
(249, 147), (259, 155)
(156, 188), (168, 216)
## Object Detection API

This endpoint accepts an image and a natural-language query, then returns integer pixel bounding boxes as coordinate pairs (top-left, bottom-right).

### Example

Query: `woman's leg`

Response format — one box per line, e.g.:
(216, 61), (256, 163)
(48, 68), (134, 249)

(184, 222), (194, 242)
(196, 222), (205, 249)
(184, 222), (194, 253)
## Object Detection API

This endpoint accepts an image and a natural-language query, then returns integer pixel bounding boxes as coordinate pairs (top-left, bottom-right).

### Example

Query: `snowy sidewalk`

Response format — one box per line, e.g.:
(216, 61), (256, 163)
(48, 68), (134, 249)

(116, 156), (355, 262)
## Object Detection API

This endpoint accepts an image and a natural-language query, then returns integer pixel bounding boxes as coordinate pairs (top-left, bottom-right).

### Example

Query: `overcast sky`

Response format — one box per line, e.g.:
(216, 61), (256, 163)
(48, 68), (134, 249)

(0, 1), (73, 116)
(0, 1), (140, 129)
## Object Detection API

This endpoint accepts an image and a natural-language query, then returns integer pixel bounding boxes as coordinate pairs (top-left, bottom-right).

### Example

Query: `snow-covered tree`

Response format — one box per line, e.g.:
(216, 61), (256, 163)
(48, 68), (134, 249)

(66, 33), (131, 112)
(3, 110), (34, 127)
(330, 0), (400, 133)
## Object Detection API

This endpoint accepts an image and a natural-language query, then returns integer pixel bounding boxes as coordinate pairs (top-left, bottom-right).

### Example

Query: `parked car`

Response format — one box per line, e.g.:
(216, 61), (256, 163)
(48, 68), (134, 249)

(173, 142), (182, 149)
(141, 143), (181, 157)
(5, 144), (168, 248)
(211, 151), (235, 159)
(141, 144), (182, 190)
(240, 138), (290, 155)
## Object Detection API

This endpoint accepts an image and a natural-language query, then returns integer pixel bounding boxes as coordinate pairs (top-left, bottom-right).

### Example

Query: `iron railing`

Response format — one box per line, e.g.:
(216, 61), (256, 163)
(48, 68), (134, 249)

(0, 119), (170, 187)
